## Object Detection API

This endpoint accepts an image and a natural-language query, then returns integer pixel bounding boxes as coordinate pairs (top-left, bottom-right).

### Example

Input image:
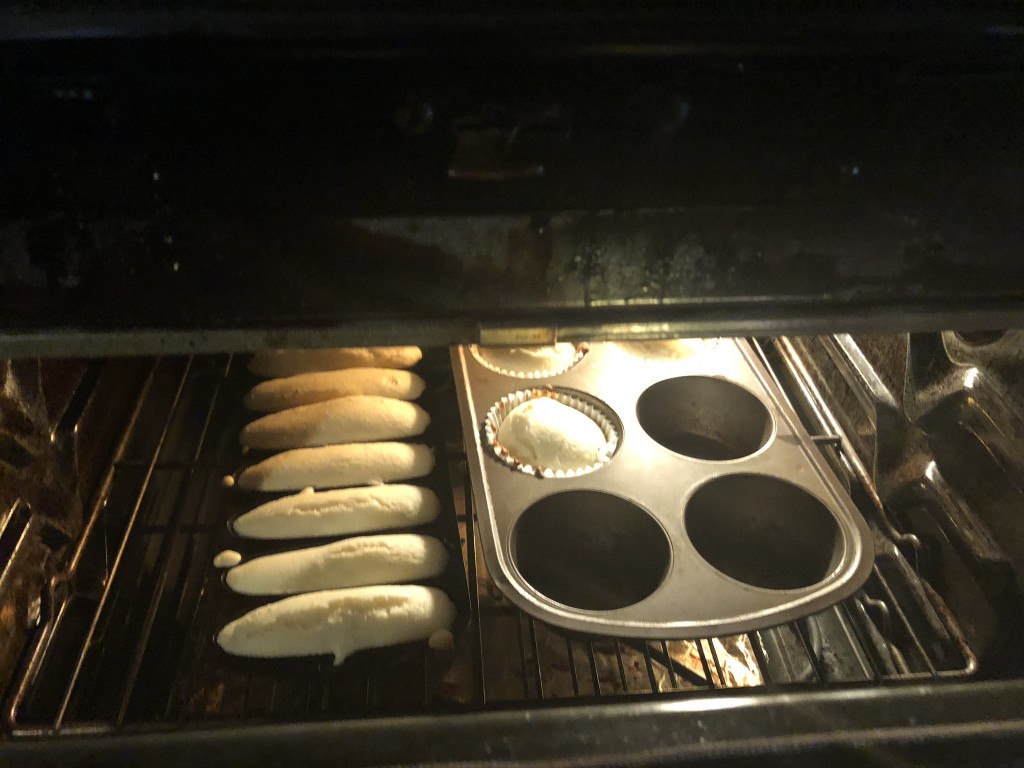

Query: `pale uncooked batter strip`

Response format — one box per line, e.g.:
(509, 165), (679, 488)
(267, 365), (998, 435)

(240, 396), (430, 450)
(249, 347), (422, 377)
(216, 585), (456, 664)
(232, 484), (440, 539)
(225, 534), (448, 595)
(237, 443), (434, 491)
(244, 368), (426, 412)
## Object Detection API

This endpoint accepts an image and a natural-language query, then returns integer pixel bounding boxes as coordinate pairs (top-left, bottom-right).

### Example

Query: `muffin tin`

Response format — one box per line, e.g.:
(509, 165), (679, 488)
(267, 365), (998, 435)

(451, 339), (874, 639)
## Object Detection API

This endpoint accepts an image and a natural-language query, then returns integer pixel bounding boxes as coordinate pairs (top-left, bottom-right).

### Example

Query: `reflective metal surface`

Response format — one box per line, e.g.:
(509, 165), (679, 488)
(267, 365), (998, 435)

(775, 330), (1024, 669)
(453, 339), (874, 637)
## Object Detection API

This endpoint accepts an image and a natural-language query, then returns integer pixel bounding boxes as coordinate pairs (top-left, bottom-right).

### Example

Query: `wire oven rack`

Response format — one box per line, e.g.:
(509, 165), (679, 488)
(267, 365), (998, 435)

(2, 353), (976, 737)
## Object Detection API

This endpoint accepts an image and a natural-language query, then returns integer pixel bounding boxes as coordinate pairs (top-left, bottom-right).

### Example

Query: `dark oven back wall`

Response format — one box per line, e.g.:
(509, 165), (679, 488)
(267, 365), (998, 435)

(0, 43), (1023, 352)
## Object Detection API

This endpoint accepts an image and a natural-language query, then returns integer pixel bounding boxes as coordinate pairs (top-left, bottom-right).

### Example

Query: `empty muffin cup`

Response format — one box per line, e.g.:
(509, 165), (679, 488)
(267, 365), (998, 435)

(685, 474), (843, 590)
(637, 376), (773, 461)
(471, 343), (588, 379)
(484, 389), (620, 478)
(951, 330), (1007, 348)
(512, 491), (671, 611)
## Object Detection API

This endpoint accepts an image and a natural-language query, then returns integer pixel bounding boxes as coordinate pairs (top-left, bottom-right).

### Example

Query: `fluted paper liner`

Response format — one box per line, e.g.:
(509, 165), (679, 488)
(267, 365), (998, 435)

(483, 388), (620, 479)
(471, 343), (588, 379)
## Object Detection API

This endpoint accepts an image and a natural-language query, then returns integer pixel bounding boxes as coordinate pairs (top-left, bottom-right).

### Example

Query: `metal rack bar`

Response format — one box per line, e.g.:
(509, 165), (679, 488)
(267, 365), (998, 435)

(639, 643), (658, 693)
(586, 641), (602, 697)
(706, 640), (727, 687)
(695, 641), (715, 687)
(461, 464), (486, 705)
(843, 600), (885, 681)
(566, 638), (580, 697)
(171, 607), (211, 721)
(612, 641), (629, 693)
(241, 673), (255, 718)
(624, 641), (705, 689)
(114, 460), (227, 471)
(516, 614), (531, 699)
(303, 669), (318, 714)
(161, 358), (242, 721)
(920, 580), (978, 679)
(528, 620), (544, 700)
(5, 343), (982, 735)
(792, 622), (826, 683)
(54, 358), (194, 730)
(660, 641), (677, 688)
(363, 665), (375, 715)
(421, 646), (431, 711)
(367, 659), (380, 713)
(135, 522), (218, 535)
(748, 634), (772, 685)
(766, 338), (968, 680)
(771, 337), (922, 558)
(267, 680), (279, 717)
(4, 360), (160, 731)
(871, 564), (938, 676)
(114, 357), (232, 725)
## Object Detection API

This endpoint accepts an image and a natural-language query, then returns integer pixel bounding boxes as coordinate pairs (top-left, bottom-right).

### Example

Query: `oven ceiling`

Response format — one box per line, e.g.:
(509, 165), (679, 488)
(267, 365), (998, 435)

(0, 10), (1022, 356)
(2, 2), (1022, 47)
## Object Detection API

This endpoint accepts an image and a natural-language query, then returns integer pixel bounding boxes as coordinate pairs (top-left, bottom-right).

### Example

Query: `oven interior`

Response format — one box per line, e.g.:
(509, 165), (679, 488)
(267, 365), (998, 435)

(1, 331), (1021, 745)
(2, 7), (1024, 761)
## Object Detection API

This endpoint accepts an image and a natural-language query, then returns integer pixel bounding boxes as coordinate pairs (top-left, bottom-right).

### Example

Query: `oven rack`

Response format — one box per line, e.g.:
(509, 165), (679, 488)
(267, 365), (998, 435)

(2, 353), (974, 736)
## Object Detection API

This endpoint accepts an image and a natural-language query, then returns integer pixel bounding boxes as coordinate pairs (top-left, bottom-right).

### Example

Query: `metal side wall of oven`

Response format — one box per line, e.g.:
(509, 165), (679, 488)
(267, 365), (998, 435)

(0, 332), (1022, 766)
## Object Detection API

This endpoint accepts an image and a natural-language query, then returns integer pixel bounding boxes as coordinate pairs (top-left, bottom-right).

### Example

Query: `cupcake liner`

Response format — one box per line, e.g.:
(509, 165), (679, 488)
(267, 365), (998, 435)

(470, 343), (588, 379)
(612, 338), (720, 364)
(483, 388), (620, 479)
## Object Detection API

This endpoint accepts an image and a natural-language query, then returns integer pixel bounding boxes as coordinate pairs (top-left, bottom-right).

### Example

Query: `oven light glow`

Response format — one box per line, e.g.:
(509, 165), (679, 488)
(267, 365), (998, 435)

(660, 696), (758, 714)
(964, 367), (980, 389)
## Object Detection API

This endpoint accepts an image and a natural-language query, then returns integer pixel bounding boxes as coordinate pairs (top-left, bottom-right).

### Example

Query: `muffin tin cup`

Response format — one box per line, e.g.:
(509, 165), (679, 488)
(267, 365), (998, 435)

(483, 388), (621, 478)
(635, 375), (774, 461)
(470, 343), (588, 379)
(452, 339), (874, 639)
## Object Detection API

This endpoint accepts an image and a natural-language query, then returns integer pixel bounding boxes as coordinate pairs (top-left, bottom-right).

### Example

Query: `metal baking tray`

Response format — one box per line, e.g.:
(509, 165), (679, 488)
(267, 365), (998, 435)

(212, 354), (471, 671)
(451, 339), (874, 638)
